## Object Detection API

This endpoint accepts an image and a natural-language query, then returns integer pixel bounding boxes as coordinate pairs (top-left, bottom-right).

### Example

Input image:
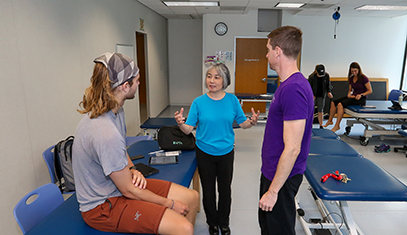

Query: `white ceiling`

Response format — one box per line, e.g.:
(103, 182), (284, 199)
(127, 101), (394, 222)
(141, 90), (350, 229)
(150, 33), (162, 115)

(137, 0), (407, 19)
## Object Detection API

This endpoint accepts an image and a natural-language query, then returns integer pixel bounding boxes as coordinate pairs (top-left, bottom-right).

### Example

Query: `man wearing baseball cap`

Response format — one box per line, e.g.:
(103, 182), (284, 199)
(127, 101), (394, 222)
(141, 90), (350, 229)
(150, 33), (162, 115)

(72, 52), (199, 234)
(308, 64), (333, 129)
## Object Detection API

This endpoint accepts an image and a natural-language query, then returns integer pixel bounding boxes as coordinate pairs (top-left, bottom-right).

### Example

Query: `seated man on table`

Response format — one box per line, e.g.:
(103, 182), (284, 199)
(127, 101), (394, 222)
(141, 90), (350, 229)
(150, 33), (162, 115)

(72, 52), (199, 235)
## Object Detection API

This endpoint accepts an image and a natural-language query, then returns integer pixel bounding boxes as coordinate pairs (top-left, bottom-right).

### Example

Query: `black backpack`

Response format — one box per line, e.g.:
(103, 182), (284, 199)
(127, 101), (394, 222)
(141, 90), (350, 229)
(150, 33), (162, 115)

(53, 136), (75, 193)
(157, 126), (196, 151)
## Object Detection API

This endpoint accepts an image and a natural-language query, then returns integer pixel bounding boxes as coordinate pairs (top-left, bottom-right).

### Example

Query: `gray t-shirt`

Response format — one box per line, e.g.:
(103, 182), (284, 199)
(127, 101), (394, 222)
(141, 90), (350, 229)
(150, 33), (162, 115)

(72, 108), (128, 212)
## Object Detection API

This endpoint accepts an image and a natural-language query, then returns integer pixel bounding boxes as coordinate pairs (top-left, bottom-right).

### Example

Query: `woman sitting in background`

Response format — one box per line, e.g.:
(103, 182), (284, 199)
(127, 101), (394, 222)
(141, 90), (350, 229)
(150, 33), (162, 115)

(323, 62), (372, 132)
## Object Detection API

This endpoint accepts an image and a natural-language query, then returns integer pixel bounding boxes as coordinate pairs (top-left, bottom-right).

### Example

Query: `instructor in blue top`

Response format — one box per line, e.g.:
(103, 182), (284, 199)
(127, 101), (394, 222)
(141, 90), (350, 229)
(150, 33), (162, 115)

(258, 26), (314, 235)
(175, 63), (260, 235)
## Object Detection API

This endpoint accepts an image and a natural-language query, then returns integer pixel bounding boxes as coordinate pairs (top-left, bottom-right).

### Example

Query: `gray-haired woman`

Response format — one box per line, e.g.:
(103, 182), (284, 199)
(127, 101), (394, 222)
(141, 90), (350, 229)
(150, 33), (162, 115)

(174, 63), (260, 235)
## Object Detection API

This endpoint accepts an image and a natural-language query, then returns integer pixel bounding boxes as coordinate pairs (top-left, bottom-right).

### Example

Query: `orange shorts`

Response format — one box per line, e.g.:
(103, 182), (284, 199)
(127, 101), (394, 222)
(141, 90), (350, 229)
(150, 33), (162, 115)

(81, 179), (171, 234)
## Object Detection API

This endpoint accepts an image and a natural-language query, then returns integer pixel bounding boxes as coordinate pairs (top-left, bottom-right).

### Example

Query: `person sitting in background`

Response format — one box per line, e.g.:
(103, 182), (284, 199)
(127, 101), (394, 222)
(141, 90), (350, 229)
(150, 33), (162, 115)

(72, 52), (199, 235)
(323, 62), (372, 132)
(308, 64), (333, 129)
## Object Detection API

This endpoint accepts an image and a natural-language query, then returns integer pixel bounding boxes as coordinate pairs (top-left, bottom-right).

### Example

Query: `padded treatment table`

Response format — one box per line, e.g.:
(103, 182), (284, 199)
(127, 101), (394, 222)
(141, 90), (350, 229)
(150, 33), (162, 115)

(234, 92), (255, 100)
(234, 93), (274, 123)
(344, 100), (407, 145)
(306, 155), (407, 201)
(140, 117), (177, 129)
(311, 128), (340, 140)
(140, 117), (177, 138)
(298, 154), (407, 235)
(234, 93), (274, 104)
(140, 117), (240, 138)
(399, 129), (407, 137)
(309, 138), (361, 157)
(26, 140), (198, 235)
(393, 129), (407, 157)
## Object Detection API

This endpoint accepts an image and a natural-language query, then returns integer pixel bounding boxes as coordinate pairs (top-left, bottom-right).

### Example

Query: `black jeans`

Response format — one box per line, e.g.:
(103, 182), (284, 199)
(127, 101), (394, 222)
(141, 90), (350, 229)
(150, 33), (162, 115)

(258, 174), (303, 235)
(196, 147), (234, 228)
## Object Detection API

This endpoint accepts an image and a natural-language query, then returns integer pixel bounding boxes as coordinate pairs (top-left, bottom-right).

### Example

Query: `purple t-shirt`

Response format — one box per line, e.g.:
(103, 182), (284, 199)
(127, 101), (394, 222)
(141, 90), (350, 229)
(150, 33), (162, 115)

(349, 75), (369, 95)
(261, 72), (314, 181)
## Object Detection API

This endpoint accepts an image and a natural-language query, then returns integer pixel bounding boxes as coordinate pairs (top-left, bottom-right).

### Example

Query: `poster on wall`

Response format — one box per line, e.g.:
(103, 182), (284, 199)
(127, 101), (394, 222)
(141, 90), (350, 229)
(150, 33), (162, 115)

(205, 51), (233, 67)
(140, 18), (145, 31)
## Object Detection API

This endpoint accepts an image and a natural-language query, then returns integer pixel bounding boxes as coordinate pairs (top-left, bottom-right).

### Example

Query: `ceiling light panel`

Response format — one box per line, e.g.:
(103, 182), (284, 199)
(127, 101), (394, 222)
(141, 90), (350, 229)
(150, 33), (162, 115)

(274, 2), (305, 8)
(355, 5), (407, 11)
(163, 1), (219, 7)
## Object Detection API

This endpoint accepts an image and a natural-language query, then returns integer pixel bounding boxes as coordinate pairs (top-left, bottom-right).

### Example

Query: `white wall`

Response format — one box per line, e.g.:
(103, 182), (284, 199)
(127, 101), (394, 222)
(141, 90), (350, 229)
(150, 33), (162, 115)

(3, 2), (407, 233)
(283, 11), (407, 91)
(0, 1), (168, 234)
(203, 10), (269, 94)
(168, 19), (203, 106)
(201, 10), (407, 94)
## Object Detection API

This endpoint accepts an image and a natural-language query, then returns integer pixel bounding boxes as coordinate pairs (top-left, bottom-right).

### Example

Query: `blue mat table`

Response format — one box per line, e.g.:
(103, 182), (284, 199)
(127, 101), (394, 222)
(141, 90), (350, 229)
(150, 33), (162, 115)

(344, 100), (407, 145)
(305, 155), (407, 201)
(234, 93), (274, 101)
(298, 154), (407, 235)
(127, 140), (198, 188)
(234, 93), (274, 123)
(399, 129), (407, 137)
(140, 117), (177, 129)
(26, 140), (198, 235)
(394, 130), (407, 157)
(233, 92), (256, 99)
(140, 117), (240, 139)
(309, 138), (361, 157)
(345, 100), (407, 117)
(311, 128), (340, 140)
(140, 117), (177, 138)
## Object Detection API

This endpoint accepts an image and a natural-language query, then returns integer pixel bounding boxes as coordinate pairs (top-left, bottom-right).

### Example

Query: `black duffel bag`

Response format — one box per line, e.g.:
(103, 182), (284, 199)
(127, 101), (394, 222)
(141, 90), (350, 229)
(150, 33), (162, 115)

(157, 125), (196, 150)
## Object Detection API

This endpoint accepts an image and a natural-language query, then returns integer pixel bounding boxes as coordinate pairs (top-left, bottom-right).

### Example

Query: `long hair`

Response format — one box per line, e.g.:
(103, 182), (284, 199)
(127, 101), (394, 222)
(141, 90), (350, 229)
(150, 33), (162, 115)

(77, 63), (119, 118)
(267, 26), (302, 60)
(348, 62), (364, 83)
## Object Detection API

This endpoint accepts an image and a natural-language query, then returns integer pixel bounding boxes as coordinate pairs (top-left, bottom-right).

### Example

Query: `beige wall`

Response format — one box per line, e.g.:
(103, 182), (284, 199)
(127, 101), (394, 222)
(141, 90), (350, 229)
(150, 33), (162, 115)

(168, 19), (203, 106)
(203, 10), (269, 94)
(282, 12), (407, 90)
(202, 10), (407, 93)
(0, 1), (168, 234)
(3, 1), (407, 233)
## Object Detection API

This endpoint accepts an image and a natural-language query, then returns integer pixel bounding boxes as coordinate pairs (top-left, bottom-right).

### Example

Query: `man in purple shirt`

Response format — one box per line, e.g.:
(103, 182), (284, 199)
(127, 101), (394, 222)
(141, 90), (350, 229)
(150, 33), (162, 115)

(258, 26), (314, 235)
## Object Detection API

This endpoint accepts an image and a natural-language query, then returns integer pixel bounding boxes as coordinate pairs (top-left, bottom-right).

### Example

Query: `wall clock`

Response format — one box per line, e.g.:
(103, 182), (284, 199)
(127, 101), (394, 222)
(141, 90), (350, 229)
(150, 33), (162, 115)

(214, 22), (228, 36)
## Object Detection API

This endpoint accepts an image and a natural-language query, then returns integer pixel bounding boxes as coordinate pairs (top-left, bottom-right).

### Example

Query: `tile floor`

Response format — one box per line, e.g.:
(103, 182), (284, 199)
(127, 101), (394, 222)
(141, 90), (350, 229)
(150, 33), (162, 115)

(157, 106), (407, 235)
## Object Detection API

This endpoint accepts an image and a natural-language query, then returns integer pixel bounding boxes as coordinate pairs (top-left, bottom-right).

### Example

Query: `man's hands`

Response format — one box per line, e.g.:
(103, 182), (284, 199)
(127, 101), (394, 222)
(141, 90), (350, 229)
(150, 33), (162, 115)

(171, 199), (190, 216)
(130, 168), (147, 189)
(259, 190), (278, 212)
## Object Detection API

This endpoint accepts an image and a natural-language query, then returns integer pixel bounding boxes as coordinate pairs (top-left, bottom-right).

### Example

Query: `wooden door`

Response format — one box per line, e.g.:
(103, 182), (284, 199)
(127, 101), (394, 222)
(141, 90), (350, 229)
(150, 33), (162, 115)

(136, 32), (148, 124)
(235, 38), (268, 113)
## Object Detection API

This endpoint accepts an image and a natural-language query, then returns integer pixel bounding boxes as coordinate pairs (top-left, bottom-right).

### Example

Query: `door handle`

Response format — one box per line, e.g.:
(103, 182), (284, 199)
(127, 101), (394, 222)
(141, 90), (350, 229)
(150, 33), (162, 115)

(261, 78), (267, 82)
